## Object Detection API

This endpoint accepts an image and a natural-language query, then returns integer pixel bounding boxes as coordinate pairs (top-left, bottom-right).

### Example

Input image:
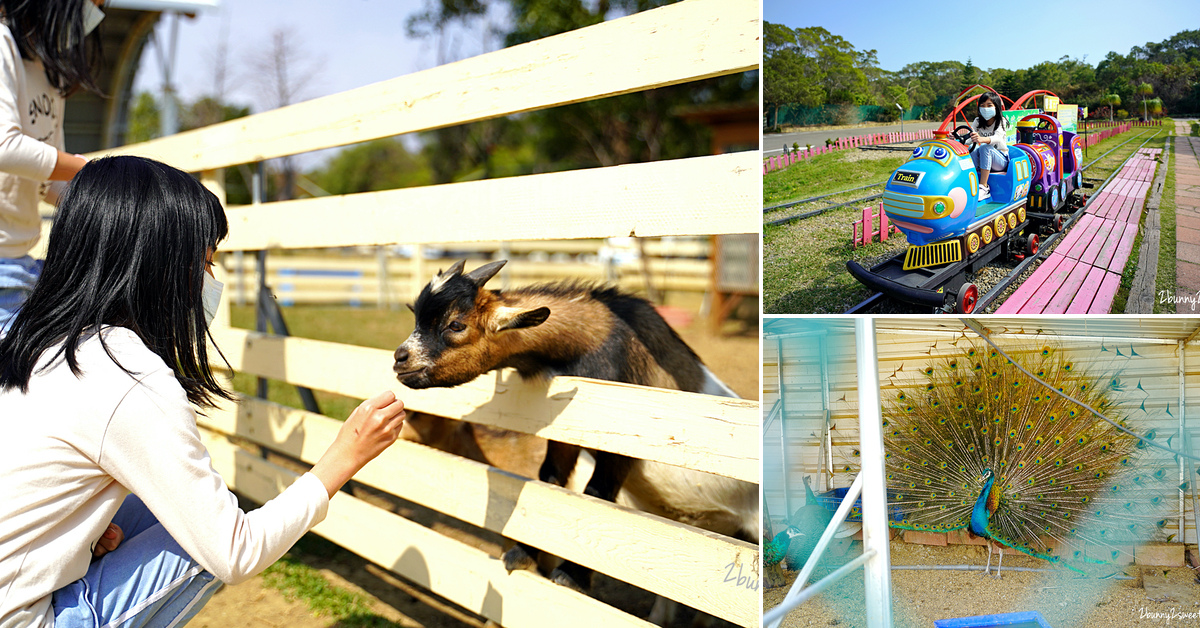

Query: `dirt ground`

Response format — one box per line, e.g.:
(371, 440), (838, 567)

(764, 541), (1200, 628)
(192, 320), (760, 627)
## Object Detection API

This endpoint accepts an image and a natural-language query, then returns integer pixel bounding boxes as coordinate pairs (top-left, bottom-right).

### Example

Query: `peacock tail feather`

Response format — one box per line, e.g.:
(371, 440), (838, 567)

(879, 341), (1175, 570)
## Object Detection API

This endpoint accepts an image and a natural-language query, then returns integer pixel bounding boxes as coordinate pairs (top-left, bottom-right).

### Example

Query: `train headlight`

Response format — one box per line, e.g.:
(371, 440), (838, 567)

(933, 201), (947, 216)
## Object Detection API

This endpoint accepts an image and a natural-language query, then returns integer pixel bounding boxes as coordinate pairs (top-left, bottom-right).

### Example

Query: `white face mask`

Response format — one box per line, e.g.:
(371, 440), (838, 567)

(202, 273), (223, 328)
(979, 106), (996, 121)
(82, 2), (105, 37)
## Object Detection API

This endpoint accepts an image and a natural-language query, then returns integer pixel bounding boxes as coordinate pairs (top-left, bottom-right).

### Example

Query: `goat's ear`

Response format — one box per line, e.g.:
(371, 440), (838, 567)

(465, 260), (507, 287)
(492, 306), (550, 332)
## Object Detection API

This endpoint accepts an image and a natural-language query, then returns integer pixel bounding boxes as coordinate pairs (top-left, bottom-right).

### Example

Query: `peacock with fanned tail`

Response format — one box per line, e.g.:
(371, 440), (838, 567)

(876, 340), (1177, 577)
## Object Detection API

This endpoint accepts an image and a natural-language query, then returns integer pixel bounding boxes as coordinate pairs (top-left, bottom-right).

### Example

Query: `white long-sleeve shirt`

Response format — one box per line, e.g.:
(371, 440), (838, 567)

(0, 327), (329, 628)
(971, 115), (1008, 155)
(0, 23), (62, 259)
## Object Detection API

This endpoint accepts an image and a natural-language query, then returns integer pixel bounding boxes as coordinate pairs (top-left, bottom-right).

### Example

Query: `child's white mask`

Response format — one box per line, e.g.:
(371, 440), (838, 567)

(202, 273), (223, 328)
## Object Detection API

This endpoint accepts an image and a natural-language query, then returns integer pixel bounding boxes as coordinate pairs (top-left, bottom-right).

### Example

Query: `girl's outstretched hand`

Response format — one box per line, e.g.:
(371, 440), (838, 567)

(92, 523), (123, 560)
(311, 391), (406, 498)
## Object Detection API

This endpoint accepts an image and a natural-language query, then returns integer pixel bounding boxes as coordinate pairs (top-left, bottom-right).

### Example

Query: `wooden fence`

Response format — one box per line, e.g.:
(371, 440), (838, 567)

(220, 238), (715, 307)
(90, 0), (760, 625)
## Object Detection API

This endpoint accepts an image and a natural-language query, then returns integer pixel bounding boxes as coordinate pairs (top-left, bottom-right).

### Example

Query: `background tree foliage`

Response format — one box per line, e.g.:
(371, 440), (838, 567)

(408, 0), (756, 182)
(765, 24), (1200, 127)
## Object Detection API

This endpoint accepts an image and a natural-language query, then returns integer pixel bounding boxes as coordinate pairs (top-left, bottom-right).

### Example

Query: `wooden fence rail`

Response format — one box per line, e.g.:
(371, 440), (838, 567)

(87, 0), (762, 625)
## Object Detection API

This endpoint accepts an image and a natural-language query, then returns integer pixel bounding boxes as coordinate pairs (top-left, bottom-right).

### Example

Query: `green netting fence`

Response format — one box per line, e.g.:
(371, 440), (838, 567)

(765, 98), (952, 128)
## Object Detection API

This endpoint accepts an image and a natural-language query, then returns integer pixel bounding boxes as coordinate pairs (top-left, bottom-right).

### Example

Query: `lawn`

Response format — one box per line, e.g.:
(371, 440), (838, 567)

(763, 149), (906, 313)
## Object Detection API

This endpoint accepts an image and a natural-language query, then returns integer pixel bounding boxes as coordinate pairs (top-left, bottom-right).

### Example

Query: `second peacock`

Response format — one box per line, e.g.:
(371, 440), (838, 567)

(879, 338), (1179, 577)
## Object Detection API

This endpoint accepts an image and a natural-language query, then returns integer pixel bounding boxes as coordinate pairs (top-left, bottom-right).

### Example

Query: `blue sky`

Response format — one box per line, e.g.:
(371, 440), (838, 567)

(765, 0), (1196, 73)
(131, 0), (504, 110)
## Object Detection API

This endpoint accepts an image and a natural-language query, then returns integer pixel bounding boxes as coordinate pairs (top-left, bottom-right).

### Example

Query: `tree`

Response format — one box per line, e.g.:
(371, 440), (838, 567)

(1101, 93), (1121, 122)
(959, 57), (978, 94)
(126, 92), (161, 144)
(252, 27), (325, 201)
(408, 0), (752, 179)
(1137, 82), (1154, 120)
(310, 138), (433, 195)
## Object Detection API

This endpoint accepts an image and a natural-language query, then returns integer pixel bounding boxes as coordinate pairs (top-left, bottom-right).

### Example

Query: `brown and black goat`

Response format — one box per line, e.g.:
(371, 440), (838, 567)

(392, 260), (757, 598)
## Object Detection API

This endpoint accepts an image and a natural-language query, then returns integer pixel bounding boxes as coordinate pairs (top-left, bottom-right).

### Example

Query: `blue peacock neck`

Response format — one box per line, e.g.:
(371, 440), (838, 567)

(970, 471), (998, 537)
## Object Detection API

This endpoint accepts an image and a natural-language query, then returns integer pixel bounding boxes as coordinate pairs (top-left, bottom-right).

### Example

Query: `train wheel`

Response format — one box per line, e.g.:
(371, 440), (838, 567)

(1054, 214), (1066, 232)
(967, 232), (981, 254)
(1026, 233), (1039, 256)
(958, 282), (979, 314)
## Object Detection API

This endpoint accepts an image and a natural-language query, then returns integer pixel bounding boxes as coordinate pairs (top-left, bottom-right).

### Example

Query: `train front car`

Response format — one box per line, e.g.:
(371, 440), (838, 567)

(848, 134), (1038, 314)
(882, 138), (977, 246)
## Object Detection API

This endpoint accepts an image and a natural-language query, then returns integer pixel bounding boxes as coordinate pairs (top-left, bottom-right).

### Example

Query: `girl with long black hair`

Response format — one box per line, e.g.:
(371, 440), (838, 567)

(0, 156), (408, 627)
(0, 0), (102, 329)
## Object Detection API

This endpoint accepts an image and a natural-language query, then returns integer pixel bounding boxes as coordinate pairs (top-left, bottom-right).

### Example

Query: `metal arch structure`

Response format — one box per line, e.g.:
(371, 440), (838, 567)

(934, 83), (1015, 138)
(1011, 89), (1061, 112)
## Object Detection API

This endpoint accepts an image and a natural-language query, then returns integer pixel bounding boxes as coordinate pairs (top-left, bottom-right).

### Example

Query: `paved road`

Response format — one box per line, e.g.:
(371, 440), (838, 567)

(764, 120), (944, 155)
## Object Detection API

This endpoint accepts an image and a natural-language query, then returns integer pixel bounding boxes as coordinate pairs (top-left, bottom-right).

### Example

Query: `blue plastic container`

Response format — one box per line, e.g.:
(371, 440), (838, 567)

(815, 488), (904, 523)
(933, 611), (1053, 628)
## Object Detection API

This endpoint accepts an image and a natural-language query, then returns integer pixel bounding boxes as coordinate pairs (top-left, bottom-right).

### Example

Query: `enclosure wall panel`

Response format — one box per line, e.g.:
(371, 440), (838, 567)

(209, 328), (760, 483)
(199, 430), (658, 628)
(199, 397), (757, 625)
(98, 0), (758, 172)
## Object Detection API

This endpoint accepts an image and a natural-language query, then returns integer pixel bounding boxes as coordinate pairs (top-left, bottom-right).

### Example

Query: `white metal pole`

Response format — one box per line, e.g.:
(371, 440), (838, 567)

(1180, 341), (1188, 542)
(855, 317), (893, 628)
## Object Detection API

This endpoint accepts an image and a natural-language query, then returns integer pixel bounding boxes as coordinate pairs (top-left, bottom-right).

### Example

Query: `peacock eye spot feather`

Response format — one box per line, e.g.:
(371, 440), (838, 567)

(1012, 381), (1021, 388)
(1036, 370), (1047, 378)
(1062, 363), (1073, 372)
(924, 367), (934, 376)
(956, 404), (965, 410)
(926, 384), (935, 391)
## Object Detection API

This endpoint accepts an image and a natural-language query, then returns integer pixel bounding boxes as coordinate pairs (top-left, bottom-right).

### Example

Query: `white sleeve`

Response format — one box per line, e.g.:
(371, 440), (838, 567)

(991, 120), (1008, 150)
(0, 28), (58, 181)
(98, 368), (329, 584)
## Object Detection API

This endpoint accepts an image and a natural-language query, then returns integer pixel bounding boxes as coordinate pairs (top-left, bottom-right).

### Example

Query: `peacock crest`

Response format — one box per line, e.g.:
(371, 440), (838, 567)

(874, 339), (1176, 571)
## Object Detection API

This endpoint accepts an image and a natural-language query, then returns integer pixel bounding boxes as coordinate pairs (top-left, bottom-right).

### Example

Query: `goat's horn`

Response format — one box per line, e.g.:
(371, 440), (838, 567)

(440, 259), (467, 277)
(464, 260), (507, 287)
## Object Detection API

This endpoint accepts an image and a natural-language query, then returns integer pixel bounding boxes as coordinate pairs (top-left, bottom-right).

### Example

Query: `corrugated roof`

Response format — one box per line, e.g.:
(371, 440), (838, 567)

(106, 0), (218, 13)
(763, 316), (1200, 343)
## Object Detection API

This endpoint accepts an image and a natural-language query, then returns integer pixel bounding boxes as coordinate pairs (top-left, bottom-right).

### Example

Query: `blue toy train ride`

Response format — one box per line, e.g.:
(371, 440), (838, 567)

(847, 87), (1088, 313)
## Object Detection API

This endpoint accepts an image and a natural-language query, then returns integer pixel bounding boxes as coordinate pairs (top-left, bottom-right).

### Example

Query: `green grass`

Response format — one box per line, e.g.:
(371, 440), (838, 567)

(764, 151), (905, 208)
(763, 150), (907, 313)
(262, 536), (403, 626)
(225, 304), (415, 420)
(1155, 136), (1179, 313)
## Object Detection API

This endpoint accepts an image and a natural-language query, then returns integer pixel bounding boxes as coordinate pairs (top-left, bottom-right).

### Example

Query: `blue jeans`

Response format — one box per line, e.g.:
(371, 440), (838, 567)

(972, 144), (1009, 174)
(51, 496), (223, 628)
(0, 255), (42, 332)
